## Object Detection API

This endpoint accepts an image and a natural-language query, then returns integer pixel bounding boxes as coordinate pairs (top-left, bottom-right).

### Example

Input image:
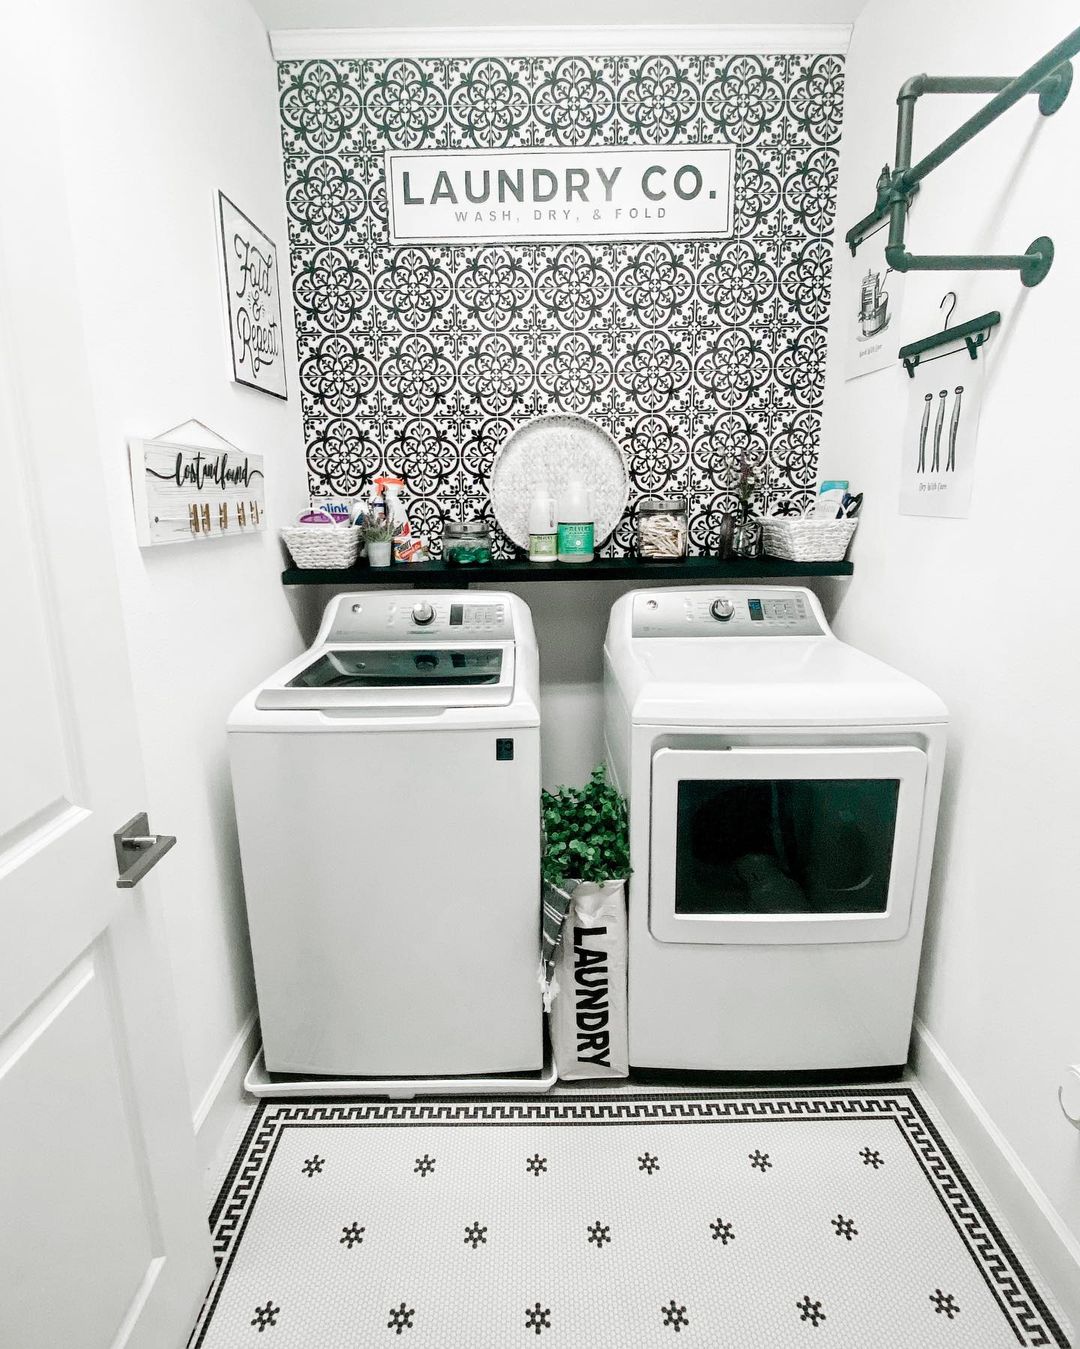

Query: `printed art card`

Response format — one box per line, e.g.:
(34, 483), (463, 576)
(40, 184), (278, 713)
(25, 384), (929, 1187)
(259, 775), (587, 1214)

(845, 226), (906, 380)
(899, 356), (983, 519)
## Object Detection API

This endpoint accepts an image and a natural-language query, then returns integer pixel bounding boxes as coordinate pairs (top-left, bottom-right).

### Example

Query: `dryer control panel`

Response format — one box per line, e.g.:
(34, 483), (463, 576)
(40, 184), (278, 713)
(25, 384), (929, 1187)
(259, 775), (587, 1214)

(632, 588), (824, 637)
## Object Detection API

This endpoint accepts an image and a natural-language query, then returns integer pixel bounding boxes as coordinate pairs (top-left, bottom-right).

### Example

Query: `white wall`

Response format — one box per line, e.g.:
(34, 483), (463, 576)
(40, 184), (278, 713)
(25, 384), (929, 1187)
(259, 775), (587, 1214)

(821, 0), (1080, 1274)
(49, 0), (315, 1122)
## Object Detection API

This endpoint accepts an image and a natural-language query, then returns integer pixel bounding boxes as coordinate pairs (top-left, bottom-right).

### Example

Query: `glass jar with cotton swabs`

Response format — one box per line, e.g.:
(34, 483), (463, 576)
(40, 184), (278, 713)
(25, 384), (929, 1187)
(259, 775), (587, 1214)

(635, 495), (688, 560)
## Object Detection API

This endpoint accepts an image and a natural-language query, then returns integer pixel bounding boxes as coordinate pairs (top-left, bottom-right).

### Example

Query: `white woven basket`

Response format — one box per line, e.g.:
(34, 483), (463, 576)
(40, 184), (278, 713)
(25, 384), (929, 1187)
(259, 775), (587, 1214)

(281, 525), (361, 569)
(762, 516), (858, 563)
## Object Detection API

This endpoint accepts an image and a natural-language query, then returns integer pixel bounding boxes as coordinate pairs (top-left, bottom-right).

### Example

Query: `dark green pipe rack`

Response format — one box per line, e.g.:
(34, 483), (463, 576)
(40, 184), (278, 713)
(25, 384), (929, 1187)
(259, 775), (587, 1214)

(846, 25), (1080, 286)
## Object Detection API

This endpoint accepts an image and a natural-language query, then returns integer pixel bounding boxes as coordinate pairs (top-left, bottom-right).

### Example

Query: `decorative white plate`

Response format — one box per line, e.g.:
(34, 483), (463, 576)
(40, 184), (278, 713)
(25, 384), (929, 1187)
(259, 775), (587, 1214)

(489, 413), (629, 551)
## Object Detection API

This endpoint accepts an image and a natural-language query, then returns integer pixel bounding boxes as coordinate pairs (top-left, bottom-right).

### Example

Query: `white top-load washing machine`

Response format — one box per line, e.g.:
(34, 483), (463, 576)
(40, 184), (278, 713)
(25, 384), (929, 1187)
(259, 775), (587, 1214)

(604, 586), (948, 1073)
(229, 591), (543, 1080)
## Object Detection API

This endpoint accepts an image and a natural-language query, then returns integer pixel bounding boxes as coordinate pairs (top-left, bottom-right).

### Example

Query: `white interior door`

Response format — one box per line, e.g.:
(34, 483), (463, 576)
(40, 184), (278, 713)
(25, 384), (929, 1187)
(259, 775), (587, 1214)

(0, 23), (212, 1349)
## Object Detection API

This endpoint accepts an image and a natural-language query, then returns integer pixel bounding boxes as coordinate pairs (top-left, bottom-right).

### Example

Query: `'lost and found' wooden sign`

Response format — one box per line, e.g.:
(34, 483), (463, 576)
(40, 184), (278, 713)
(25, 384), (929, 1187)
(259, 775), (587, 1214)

(128, 430), (265, 546)
(217, 191), (287, 399)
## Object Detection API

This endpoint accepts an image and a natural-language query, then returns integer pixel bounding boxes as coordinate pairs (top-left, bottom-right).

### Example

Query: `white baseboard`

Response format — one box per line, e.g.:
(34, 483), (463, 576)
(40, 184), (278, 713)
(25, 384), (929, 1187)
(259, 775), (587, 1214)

(911, 1017), (1080, 1333)
(193, 1009), (260, 1182)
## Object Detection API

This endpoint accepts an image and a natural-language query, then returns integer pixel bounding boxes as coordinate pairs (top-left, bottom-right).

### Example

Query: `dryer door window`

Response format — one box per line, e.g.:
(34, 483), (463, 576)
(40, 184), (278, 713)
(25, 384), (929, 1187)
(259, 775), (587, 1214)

(650, 746), (927, 945)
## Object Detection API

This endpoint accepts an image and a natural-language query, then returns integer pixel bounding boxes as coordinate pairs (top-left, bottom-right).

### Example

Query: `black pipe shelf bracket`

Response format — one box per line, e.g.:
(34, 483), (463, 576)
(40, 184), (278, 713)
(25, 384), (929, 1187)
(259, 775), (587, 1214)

(898, 309), (1001, 378)
(845, 25), (1080, 287)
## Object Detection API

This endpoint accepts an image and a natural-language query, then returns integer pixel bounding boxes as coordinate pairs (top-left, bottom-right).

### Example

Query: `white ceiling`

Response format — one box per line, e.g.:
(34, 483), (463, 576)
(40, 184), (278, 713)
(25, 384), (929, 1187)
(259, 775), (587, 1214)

(251, 0), (869, 33)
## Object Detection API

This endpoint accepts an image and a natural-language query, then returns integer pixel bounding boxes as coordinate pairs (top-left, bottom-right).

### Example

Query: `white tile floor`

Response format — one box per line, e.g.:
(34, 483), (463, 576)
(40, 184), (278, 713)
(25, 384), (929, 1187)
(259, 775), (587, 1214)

(191, 1080), (1070, 1348)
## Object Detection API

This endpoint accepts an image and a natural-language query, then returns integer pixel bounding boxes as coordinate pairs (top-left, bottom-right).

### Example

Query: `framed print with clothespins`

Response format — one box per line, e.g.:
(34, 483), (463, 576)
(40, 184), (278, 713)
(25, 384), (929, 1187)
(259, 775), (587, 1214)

(128, 418), (265, 546)
(899, 294), (995, 519)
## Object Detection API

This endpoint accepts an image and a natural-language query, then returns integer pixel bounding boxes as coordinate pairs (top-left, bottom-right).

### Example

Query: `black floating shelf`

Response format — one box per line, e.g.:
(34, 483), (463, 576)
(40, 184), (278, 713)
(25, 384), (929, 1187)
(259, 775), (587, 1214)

(282, 555), (853, 589)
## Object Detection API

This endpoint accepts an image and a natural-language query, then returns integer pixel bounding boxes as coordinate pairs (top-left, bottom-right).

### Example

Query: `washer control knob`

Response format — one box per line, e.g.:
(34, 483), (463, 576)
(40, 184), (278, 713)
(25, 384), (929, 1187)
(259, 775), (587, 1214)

(411, 601), (436, 626)
(710, 597), (735, 622)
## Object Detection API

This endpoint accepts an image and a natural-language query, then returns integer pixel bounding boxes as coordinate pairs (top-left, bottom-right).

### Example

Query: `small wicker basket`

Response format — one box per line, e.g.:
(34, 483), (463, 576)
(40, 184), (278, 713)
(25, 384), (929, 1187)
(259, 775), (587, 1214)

(281, 525), (361, 569)
(762, 516), (858, 563)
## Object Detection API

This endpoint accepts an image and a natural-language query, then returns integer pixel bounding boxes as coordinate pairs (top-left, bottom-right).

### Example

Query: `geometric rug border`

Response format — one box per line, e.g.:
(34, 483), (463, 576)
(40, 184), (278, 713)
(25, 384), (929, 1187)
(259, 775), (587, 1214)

(195, 1087), (1068, 1349)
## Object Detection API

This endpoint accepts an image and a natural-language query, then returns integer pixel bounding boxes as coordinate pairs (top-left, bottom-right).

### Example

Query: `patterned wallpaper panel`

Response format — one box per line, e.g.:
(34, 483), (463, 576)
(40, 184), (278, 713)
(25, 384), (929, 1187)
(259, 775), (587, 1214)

(278, 54), (844, 556)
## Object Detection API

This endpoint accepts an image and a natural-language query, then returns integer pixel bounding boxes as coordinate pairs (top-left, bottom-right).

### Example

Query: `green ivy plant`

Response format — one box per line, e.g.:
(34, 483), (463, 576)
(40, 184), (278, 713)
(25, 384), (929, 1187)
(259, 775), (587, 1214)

(541, 765), (631, 888)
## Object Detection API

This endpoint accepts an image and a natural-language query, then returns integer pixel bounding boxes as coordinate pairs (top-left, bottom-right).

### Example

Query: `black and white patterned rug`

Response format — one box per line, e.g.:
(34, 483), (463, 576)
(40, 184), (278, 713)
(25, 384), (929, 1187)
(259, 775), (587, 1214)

(190, 1090), (1068, 1347)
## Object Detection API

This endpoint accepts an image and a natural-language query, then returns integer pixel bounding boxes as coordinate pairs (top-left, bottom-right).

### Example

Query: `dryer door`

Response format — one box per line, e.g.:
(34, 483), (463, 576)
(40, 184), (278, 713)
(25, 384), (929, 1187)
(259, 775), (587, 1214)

(650, 745), (927, 944)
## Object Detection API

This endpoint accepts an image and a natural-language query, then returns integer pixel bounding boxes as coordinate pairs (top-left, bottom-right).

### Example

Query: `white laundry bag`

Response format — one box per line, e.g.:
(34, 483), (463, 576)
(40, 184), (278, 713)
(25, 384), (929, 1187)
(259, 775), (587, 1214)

(549, 880), (629, 1080)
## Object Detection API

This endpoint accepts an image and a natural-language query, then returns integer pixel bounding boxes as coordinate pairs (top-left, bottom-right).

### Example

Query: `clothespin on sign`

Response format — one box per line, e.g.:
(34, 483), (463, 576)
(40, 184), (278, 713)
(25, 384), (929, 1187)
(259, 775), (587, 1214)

(200, 503), (211, 533)
(189, 504), (201, 535)
(219, 502), (229, 531)
(237, 501), (247, 528)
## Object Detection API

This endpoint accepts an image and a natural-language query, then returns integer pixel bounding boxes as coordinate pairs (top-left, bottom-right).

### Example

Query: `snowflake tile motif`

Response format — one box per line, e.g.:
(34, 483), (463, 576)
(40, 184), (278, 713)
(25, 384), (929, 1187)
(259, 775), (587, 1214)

(930, 1290), (961, 1319)
(637, 1151), (660, 1174)
(831, 1214), (858, 1241)
(859, 1147), (885, 1169)
(413, 1154), (435, 1177)
(525, 1302), (551, 1335)
(280, 55), (844, 555)
(525, 1153), (548, 1176)
(464, 1222), (488, 1248)
(796, 1295), (826, 1328)
(661, 1300), (690, 1333)
(709, 1218), (735, 1245)
(301, 1155), (324, 1177)
(251, 1301), (280, 1332)
(749, 1149), (773, 1172)
(586, 1221), (611, 1248)
(339, 1222), (365, 1248)
(387, 1302), (415, 1334)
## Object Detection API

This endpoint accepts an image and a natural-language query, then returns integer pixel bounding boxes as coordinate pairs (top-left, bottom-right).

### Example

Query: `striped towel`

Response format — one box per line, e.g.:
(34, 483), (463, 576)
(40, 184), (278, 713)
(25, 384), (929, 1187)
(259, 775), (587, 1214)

(540, 879), (575, 983)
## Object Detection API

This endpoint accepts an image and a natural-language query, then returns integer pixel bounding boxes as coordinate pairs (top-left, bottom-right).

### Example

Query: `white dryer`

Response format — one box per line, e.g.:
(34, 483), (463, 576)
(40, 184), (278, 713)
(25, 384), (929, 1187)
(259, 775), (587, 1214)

(604, 586), (947, 1073)
(229, 591), (543, 1081)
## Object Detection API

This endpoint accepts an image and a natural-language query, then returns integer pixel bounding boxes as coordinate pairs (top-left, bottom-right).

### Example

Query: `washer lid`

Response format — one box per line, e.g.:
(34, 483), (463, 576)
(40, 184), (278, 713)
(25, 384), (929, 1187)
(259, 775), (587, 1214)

(254, 643), (516, 710)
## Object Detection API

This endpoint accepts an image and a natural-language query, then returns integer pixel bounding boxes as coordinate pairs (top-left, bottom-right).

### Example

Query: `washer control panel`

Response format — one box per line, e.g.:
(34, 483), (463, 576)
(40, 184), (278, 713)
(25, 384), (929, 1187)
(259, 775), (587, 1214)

(325, 595), (513, 642)
(632, 588), (823, 637)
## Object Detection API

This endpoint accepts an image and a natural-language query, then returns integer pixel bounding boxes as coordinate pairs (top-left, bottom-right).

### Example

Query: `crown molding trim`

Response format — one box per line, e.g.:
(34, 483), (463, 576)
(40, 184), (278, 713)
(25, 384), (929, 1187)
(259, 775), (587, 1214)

(270, 24), (852, 61)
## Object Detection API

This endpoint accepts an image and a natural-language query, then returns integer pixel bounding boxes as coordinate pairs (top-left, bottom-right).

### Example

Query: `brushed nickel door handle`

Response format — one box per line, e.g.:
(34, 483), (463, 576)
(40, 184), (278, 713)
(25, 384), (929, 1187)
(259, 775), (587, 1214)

(114, 812), (177, 889)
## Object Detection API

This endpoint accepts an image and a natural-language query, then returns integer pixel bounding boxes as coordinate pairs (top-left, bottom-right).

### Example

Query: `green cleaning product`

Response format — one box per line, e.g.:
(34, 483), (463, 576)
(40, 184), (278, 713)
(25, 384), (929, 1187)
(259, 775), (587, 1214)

(528, 488), (557, 561)
(557, 480), (594, 563)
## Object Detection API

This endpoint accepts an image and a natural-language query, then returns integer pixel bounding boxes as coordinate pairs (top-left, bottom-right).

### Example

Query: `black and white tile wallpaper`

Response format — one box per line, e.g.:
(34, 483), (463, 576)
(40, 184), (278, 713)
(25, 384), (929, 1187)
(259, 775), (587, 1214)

(278, 54), (844, 556)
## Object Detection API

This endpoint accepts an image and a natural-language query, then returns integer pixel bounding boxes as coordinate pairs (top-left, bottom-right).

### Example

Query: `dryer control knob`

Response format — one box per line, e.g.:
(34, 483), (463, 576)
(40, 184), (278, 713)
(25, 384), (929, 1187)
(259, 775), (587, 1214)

(411, 601), (436, 626)
(710, 597), (735, 622)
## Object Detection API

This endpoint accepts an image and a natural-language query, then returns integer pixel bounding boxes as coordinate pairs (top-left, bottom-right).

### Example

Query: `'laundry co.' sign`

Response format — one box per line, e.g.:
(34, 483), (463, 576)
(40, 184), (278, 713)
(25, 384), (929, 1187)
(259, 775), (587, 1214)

(385, 146), (734, 244)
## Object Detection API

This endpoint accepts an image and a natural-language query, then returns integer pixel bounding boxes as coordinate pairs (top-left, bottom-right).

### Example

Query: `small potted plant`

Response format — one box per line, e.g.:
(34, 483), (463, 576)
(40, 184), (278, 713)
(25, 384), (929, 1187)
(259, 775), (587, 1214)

(541, 766), (631, 1080)
(362, 513), (394, 568)
(731, 447), (763, 559)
